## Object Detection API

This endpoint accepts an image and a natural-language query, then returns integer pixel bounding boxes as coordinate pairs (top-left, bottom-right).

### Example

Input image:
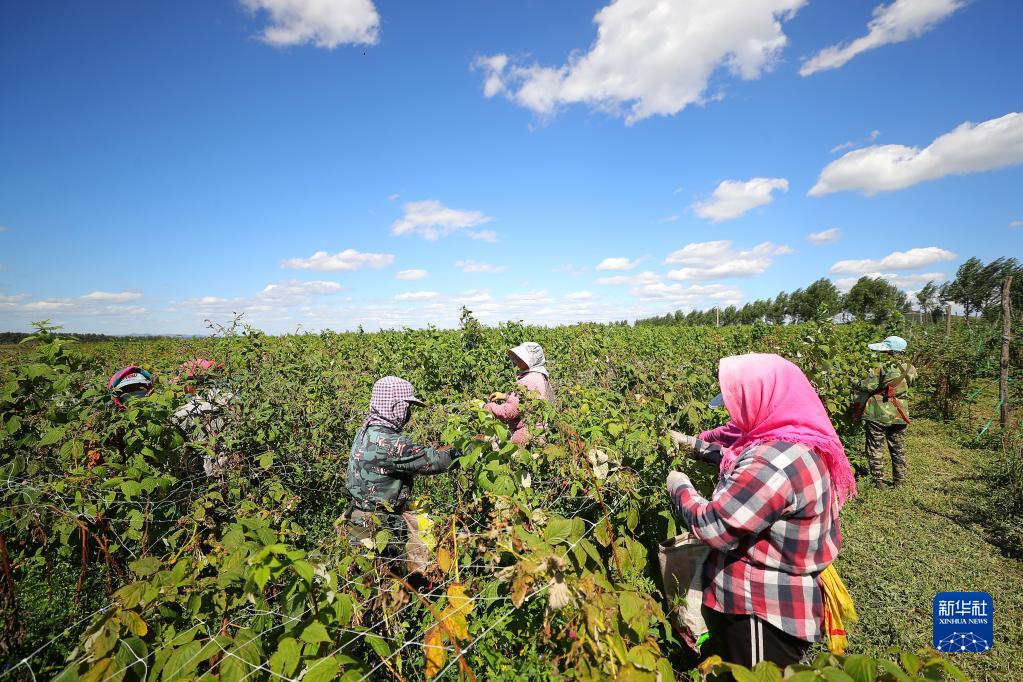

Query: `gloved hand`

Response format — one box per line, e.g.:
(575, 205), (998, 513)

(488, 392), (508, 403)
(666, 471), (691, 496)
(669, 430), (697, 451)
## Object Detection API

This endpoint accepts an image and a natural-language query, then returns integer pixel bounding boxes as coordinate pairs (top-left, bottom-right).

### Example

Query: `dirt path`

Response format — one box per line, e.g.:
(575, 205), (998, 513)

(834, 418), (1023, 681)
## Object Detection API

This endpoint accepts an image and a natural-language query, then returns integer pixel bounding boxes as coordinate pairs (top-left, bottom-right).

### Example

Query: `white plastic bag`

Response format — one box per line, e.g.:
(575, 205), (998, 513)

(658, 531), (710, 652)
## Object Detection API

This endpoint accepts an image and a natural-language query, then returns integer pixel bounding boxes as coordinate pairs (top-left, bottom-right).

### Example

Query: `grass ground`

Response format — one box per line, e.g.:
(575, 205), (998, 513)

(834, 417), (1023, 681)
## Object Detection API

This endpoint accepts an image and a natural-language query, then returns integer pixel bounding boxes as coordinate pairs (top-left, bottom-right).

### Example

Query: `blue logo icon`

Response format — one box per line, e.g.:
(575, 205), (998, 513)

(933, 592), (993, 653)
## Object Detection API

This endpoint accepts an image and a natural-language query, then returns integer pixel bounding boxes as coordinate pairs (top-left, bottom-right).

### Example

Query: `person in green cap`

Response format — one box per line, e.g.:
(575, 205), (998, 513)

(854, 336), (917, 488)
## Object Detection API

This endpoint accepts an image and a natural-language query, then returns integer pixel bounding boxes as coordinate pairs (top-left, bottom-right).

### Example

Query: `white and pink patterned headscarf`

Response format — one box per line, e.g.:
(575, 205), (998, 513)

(363, 376), (425, 430)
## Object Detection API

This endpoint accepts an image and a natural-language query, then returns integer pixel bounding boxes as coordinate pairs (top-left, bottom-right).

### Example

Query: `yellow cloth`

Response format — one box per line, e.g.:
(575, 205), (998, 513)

(820, 564), (857, 654)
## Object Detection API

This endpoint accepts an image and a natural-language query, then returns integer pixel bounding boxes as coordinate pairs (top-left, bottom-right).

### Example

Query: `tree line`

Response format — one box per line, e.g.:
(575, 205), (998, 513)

(636, 256), (1021, 327)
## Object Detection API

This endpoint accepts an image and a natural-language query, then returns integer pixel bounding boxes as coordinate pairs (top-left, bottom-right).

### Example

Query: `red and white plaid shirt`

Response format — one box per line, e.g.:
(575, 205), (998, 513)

(671, 441), (840, 642)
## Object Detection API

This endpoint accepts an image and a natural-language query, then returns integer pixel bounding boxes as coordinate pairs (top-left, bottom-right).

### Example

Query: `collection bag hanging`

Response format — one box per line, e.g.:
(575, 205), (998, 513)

(658, 531), (710, 652)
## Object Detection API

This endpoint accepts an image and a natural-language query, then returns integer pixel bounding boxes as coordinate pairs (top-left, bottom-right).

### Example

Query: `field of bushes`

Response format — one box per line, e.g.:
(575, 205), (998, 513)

(0, 312), (1016, 681)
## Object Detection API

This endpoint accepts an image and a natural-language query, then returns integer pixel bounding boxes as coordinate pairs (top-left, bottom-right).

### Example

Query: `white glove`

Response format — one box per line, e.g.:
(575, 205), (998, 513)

(669, 430), (697, 451)
(666, 471), (691, 495)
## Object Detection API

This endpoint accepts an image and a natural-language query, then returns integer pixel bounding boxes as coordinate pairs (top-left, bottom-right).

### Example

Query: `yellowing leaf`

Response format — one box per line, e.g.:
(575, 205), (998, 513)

(119, 610), (148, 637)
(424, 626), (446, 679)
(511, 573), (529, 608)
(436, 547), (452, 574)
(447, 583), (474, 614)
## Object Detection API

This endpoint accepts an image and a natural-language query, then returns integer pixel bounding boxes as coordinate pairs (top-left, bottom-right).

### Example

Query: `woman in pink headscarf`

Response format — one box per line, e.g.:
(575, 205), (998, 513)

(666, 354), (856, 669)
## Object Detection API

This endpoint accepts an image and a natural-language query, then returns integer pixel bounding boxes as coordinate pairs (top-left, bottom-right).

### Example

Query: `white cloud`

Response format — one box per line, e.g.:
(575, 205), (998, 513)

(456, 260), (507, 274)
(553, 264), (591, 276)
(810, 112), (1023, 196)
(0, 226), (9, 233)
(505, 290), (554, 306)
(395, 291), (439, 301)
(807, 228), (842, 244)
(258, 280), (343, 300)
(21, 300), (77, 312)
(241, 0), (380, 48)
(596, 257), (640, 271)
(281, 248), (394, 271)
(468, 229), (499, 243)
(455, 289), (493, 304)
(1009, 220), (1023, 229)
(659, 214), (680, 223)
(395, 269), (429, 281)
(800, 0), (964, 76)
(831, 130), (881, 153)
(630, 282), (745, 308)
(692, 178), (788, 222)
(664, 241), (792, 280)
(476, 0), (806, 124)
(81, 291), (144, 302)
(829, 246), (956, 274)
(566, 291), (593, 301)
(387, 193), (400, 201)
(391, 199), (494, 241)
(834, 271), (948, 292)
(596, 271), (662, 286)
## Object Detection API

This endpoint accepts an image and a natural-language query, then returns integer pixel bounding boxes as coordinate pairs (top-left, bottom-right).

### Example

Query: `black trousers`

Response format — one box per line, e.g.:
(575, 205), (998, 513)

(703, 609), (811, 669)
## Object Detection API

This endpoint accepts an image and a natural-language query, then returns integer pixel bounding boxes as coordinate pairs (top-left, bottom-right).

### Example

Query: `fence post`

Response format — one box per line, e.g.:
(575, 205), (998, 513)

(945, 303), (952, 340)
(1001, 276), (1013, 428)
(715, 307), (720, 327)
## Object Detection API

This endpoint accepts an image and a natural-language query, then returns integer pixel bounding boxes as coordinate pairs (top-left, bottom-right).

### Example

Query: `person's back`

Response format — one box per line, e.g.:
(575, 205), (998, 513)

(696, 440), (839, 639)
(344, 376), (456, 554)
(858, 359), (917, 425)
(855, 336), (917, 488)
(346, 423), (452, 512)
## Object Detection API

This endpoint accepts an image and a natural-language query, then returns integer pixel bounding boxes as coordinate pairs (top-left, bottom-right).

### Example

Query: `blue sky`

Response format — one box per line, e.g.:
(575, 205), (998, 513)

(1, 0), (1021, 334)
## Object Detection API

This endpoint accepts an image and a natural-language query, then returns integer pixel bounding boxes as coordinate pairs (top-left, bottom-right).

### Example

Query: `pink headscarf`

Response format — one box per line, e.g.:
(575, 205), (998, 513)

(717, 353), (857, 510)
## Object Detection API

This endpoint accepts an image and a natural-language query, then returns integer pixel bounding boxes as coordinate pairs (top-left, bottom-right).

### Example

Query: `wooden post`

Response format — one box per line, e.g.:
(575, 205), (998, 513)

(945, 303), (952, 339)
(715, 307), (720, 327)
(1001, 276), (1013, 428)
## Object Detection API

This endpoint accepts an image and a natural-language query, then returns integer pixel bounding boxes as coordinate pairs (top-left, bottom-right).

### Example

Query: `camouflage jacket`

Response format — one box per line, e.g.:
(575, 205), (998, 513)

(855, 361), (918, 426)
(345, 425), (453, 512)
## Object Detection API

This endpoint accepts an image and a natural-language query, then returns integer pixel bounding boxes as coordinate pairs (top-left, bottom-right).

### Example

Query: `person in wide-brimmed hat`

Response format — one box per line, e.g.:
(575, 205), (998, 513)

(484, 342), (555, 445)
(854, 336), (917, 489)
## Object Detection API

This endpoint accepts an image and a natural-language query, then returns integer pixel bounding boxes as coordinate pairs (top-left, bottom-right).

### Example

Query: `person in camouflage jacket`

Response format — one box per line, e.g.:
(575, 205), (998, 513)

(854, 336), (918, 489)
(345, 376), (456, 556)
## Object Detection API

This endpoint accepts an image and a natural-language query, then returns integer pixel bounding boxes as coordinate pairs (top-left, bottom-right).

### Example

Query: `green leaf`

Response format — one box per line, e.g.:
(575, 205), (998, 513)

(303, 656), (340, 682)
(269, 637), (301, 677)
(618, 591), (646, 629)
(626, 506), (639, 532)
(130, 556), (162, 577)
(594, 518), (613, 547)
(750, 660), (783, 682)
(876, 660), (911, 682)
(786, 672), (821, 682)
(39, 426), (66, 446)
(820, 668), (855, 682)
(292, 560), (315, 585)
(544, 517), (573, 545)
(365, 635), (391, 660)
(843, 655), (878, 682)
(258, 452), (274, 469)
(162, 641), (202, 681)
(300, 621), (331, 644)
(899, 652), (921, 676)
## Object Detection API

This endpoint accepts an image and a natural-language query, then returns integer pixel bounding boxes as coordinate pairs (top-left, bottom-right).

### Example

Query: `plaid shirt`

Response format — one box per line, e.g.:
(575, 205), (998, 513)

(671, 441), (840, 641)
